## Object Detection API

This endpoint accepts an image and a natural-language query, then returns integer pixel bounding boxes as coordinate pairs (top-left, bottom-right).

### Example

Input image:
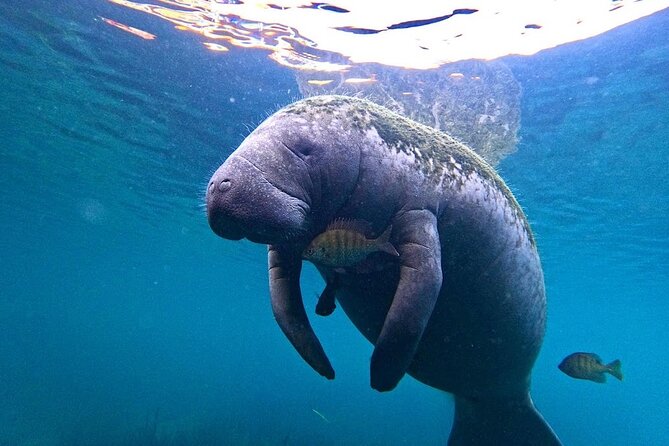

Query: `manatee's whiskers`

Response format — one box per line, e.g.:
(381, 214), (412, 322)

(200, 172), (215, 209)
(241, 122), (254, 137)
(197, 201), (208, 217)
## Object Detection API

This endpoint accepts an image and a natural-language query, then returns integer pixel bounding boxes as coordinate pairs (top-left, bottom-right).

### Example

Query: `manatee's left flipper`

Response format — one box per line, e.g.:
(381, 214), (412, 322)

(370, 209), (442, 391)
(316, 275), (338, 317)
(269, 245), (335, 379)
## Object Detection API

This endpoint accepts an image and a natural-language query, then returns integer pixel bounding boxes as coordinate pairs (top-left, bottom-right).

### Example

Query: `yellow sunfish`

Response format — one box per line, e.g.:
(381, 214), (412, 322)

(558, 352), (623, 383)
(303, 219), (398, 268)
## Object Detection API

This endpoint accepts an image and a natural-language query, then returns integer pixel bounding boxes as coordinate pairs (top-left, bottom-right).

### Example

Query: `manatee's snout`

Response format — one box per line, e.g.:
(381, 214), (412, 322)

(206, 174), (245, 240)
(205, 154), (311, 245)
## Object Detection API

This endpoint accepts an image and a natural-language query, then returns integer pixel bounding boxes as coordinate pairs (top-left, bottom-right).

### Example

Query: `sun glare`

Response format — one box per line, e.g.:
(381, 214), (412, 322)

(106, 0), (669, 69)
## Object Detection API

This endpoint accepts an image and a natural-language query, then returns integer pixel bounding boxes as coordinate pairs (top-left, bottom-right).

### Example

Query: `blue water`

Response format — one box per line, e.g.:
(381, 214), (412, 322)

(1, 2), (668, 445)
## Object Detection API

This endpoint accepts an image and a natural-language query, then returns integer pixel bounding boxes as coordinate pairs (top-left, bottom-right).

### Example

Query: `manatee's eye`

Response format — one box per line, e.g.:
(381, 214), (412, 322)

(305, 247), (314, 256)
(303, 146), (313, 156)
(284, 142), (312, 158)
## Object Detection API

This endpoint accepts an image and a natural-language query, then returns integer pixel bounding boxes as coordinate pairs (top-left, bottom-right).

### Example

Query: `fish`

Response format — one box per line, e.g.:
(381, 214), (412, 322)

(558, 352), (623, 383)
(303, 219), (398, 268)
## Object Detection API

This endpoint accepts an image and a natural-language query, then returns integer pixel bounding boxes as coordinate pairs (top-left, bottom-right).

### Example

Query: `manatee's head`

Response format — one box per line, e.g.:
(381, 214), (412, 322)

(206, 97), (361, 245)
(205, 139), (312, 245)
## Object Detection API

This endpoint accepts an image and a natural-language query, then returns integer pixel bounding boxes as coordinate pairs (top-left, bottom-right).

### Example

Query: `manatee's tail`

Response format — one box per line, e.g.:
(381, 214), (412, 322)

(449, 394), (562, 446)
(606, 359), (623, 381)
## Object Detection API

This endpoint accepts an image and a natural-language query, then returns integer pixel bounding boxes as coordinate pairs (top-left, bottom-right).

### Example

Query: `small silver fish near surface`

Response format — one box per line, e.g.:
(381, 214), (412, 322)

(303, 219), (399, 268)
(558, 352), (623, 383)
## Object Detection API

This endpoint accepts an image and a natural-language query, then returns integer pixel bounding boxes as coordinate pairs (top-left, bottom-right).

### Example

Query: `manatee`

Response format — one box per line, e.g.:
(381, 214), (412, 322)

(205, 95), (561, 445)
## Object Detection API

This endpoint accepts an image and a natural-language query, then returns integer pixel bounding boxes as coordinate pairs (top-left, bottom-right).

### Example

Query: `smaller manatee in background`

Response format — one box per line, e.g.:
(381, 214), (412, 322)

(303, 219), (398, 268)
(558, 352), (623, 383)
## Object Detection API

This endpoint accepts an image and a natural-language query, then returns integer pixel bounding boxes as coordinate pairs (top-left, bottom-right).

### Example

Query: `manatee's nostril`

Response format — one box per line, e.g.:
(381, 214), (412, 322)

(208, 181), (215, 193)
(218, 179), (231, 192)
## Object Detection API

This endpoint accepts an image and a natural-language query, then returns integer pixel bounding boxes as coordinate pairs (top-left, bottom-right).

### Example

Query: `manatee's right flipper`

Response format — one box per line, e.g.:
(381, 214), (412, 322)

(370, 209), (442, 391)
(268, 245), (335, 380)
(316, 275), (338, 317)
(449, 394), (562, 446)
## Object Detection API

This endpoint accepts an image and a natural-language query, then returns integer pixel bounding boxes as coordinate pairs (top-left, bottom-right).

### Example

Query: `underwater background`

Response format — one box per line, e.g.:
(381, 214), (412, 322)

(1, 1), (668, 445)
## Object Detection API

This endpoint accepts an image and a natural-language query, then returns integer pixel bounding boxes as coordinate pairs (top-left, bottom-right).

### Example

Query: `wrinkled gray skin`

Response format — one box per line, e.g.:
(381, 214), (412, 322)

(206, 96), (560, 445)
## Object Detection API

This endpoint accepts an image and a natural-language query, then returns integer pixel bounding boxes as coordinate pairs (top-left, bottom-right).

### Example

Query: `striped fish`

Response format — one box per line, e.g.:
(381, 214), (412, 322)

(558, 352), (623, 383)
(303, 219), (399, 268)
